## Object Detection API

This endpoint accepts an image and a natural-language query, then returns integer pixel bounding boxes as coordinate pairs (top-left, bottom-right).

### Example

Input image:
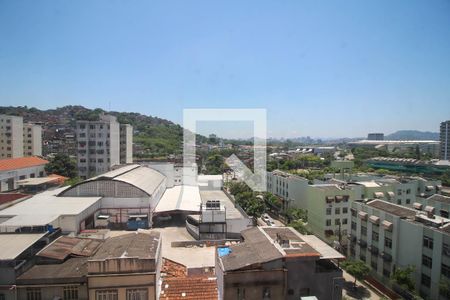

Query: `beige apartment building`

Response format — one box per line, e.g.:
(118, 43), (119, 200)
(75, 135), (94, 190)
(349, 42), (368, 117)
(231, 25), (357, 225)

(120, 123), (133, 164)
(23, 123), (42, 157)
(0, 115), (42, 158)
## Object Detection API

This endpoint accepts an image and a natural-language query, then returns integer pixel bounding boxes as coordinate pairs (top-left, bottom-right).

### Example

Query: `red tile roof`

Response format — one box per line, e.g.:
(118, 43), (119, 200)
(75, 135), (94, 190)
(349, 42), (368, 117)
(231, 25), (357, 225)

(0, 193), (30, 205)
(0, 156), (48, 171)
(160, 258), (218, 300)
(160, 276), (218, 300)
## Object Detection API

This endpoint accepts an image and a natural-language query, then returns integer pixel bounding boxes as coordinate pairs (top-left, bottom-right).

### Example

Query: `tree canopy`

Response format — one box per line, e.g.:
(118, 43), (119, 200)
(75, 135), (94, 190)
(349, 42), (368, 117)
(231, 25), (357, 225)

(341, 260), (370, 288)
(45, 153), (78, 178)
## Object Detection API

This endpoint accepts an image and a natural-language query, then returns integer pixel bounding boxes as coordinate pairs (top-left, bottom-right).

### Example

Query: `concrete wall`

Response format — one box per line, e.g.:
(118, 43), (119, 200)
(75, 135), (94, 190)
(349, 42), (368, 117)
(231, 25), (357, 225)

(88, 273), (156, 300)
(16, 284), (88, 300)
(0, 165), (46, 192)
(222, 269), (286, 300)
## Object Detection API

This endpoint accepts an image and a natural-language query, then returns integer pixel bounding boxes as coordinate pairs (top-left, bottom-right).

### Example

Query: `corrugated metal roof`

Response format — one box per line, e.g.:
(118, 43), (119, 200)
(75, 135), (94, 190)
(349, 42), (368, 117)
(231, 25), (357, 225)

(63, 165), (166, 197)
(90, 164), (140, 180)
(37, 236), (103, 261)
(115, 166), (165, 197)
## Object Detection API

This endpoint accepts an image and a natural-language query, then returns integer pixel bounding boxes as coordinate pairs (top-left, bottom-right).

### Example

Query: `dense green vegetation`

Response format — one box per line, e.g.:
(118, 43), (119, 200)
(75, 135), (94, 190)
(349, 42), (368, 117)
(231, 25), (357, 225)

(391, 265), (416, 291)
(228, 182), (265, 218)
(45, 153), (78, 178)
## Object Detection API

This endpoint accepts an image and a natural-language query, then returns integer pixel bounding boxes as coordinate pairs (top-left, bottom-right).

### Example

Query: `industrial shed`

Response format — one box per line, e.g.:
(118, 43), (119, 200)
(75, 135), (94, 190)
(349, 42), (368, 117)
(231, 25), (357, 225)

(59, 165), (168, 229)
(59, 164), (166, 199)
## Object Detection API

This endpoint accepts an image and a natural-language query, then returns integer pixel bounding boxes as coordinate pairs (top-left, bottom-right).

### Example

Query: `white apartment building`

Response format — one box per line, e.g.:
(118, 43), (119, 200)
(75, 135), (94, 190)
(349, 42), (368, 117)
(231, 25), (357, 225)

(120, 123), (133, 164)
(0, 115), (23, 158)
(350, 199), (450, 300)
(441, 120), (450, 161)
(76, 115), (121, 178)
(266, 170), (308, 211)
(0, 115), (42, 158)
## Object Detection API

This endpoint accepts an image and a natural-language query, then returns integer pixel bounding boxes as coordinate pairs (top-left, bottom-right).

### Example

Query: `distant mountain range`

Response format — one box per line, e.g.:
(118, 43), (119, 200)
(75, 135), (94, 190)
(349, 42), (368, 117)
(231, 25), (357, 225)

(385, 130), (439, 141)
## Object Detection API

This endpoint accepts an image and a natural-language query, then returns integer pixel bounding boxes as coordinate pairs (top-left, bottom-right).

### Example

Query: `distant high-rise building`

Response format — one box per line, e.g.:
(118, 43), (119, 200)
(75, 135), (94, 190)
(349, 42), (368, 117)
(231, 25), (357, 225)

(440, 120), (450, 161)
(76, 114), (132, 178)
(120, 124), (133, 164)
(0, 114), (42, 159)
(367, 133), (384, 141)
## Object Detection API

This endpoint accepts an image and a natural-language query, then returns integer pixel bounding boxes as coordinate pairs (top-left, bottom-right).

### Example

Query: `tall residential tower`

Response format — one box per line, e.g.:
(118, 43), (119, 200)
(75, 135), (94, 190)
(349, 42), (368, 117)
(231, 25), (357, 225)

(0, 114), (42, 159)
(76, 114), (132, 178)
(441, 120), (450, 161)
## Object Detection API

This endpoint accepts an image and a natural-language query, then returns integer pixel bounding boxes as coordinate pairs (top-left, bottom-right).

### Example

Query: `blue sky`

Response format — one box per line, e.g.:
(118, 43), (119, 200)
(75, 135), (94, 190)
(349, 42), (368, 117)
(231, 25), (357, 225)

(0, 0), (449, 138)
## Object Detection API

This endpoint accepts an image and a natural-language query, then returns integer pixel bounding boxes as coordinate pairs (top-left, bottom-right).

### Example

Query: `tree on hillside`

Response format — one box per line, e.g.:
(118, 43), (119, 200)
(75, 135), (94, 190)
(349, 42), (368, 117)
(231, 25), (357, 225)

(341, 260), (370, 289)
(45, 154), (77, 178)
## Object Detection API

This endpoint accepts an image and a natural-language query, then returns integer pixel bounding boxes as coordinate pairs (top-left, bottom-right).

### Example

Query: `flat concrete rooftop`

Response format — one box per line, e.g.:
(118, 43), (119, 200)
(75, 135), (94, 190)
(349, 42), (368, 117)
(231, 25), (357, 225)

(200, 190), (246, 219)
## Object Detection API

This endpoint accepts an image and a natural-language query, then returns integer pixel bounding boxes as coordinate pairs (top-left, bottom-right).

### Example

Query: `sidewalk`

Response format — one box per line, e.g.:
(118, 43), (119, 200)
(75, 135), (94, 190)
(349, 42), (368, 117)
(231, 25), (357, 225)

(342, 270), (382, 300)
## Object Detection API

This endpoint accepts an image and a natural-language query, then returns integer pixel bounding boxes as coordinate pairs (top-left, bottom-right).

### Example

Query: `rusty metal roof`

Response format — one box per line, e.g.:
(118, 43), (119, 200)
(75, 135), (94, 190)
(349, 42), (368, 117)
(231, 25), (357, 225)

(37, 236), (102, 261)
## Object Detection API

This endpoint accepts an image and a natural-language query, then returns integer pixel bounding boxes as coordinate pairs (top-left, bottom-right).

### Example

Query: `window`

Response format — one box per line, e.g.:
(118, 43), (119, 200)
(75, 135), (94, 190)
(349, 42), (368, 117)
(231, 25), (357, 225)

(326, 207), (332, 215)
(360, 253), (366, 261)
(26, 288), (41, 300)
(421, 274), (431, 288)
(335, 208), (340, 215)
(422, 255), (432, 268)
(90, 125), (95, 129)
(262, 287), (271, 299)
(385, 237), (392, 248)
(237, 288), (246, 300)
(351, 221), (357, 230)
(326, 219), (331, 226)
(406, 189), (411, 194)
(63, 286), (78, 300)
(126, 288), (148, 300)
(441, 210), (449, 218)
(343, 207), (348, 214)
(372, 231), (379, 242)
(351, 208), (357, 217)
(96, 290), (118, 300)
(335, 219), (340, 225)
(406, 199), (411, 204)
(442, 263), (450, 278)
(342, 218), (348, 225)
(361, 226), (367, 236)
(443, 243), (450, 256)
(371, 259), (377, 269)
(423, 236), (434, 249)
(397, 199), (402, 205)
(397, 190), (402, 195)
(383, 268), (391, 277)
(30, 173), (35, 178)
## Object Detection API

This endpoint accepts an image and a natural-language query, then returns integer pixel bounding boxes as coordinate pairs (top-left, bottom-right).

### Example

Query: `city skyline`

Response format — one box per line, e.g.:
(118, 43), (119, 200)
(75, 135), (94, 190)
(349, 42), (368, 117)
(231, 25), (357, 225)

(1, 0), (450, 138)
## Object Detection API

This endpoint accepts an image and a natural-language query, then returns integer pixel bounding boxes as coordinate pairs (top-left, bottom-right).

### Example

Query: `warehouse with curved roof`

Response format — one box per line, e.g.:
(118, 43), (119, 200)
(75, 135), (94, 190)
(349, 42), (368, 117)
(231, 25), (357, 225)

(59, 164), (167, 198)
